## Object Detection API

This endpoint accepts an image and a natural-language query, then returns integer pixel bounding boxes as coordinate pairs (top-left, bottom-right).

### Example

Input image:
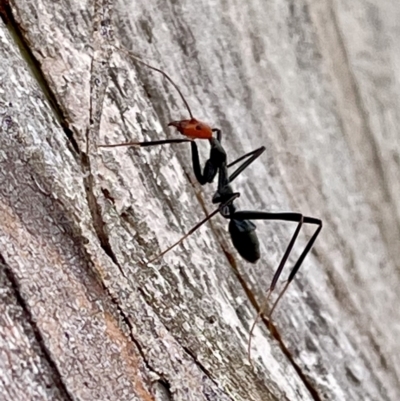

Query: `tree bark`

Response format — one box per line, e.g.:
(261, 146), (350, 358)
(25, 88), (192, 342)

(0, 0), (399, 400)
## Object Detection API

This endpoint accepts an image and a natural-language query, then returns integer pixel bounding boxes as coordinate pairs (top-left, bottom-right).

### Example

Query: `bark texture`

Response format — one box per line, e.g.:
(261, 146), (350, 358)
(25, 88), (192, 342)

(0, 0), (399, 400)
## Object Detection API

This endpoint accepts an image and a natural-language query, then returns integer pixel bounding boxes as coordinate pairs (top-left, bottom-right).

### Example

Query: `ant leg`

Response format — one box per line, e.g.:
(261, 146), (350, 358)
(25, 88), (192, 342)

(146, 208), (220, 264)
(98, 138), (192, 148)
(244, 212), (303, 365)
(146, 193), (240, 264)
(98, 137), (213, 183)
(232, 211), (322, 311)
(191, 138), (227, 185)
(234, 211), (321, 365)
(269, 216), (304, 293)
(268, 216), (322, 317)
(227, 147), (266, 183)
(211, 145), (266, 196)
(99, 135), (224, 186)
(98, 136), (213, 184)
(247, 215), (304, 364)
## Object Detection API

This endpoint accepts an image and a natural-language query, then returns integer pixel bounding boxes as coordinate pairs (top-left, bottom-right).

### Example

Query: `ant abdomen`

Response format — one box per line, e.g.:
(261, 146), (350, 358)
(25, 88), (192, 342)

(229, 219), (260, 263)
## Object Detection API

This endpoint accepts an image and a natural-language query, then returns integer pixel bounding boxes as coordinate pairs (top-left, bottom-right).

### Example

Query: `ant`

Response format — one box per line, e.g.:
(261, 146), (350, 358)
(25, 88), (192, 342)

(99, 47), (323, 365)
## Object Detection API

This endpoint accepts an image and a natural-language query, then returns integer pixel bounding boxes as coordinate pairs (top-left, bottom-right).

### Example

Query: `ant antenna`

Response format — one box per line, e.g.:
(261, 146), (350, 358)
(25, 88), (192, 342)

(113, 45), (194, 119)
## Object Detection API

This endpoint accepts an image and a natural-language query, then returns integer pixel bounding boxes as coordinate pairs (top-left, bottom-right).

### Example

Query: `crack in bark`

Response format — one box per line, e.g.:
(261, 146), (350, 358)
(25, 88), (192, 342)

(267, 322), (322, 401)
(180, 345), (220, 392)
(80, 149), (175, 395)
(2, 0), (128, 285)
(0, 253), (75, 401)
(4, 0), (127, 283)
(155, 379), (173, 401)
(0, 0), (80, 155)
(113, 286), (175, 400)
(328, 4), (400, 267)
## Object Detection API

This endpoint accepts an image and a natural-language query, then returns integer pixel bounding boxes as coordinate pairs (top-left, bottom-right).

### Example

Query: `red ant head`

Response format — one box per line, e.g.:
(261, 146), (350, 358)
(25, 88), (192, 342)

(168, 118), (213, 140)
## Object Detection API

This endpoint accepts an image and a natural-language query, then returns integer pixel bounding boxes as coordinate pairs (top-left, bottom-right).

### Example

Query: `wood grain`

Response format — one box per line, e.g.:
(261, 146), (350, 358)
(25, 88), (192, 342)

(0, 0), (399, 400)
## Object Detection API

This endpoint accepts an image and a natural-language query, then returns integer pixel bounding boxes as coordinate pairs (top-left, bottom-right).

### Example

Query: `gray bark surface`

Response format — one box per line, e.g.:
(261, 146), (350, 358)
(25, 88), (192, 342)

(0, 0), (399, 400)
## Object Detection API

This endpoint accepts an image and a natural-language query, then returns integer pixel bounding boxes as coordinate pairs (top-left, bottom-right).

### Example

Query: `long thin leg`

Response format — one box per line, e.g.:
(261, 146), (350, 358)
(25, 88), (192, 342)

(213, 146), (266, 197)
(246, 213), (303, 365)
(99, 136), (224, 186)
(98, 136), (218, 185)
(98, 135), (214, 183)
(268, 218), (322, 316)
(98, 138), (192, 148)
(145, 193), (240, 264)
(146, 208), (220, 264)
(235, 211), (321, 364)
(270, 216), (304, 292)
(227, 146), (266, 183)
(191, 138), (228, 185)
(231, 211), (321, 297)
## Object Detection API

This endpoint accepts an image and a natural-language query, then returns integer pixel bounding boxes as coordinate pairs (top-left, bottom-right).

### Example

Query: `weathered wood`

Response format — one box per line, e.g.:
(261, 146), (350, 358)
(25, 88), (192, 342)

(0, 0), (399, 400)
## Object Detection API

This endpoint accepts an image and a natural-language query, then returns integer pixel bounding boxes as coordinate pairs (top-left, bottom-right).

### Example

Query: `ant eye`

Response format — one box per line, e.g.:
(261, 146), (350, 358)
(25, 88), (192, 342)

(196, 124), (202, 130)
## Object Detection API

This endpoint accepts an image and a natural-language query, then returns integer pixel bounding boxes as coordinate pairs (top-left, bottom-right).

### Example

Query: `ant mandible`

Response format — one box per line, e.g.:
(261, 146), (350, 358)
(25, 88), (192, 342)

(98, 46), (323, 364)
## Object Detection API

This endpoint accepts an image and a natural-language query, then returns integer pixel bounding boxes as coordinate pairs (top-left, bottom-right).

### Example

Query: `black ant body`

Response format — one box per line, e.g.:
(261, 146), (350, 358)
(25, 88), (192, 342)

(99, 47), (322, 363)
